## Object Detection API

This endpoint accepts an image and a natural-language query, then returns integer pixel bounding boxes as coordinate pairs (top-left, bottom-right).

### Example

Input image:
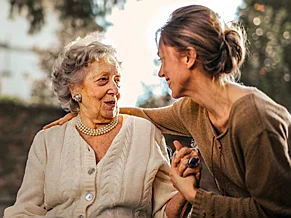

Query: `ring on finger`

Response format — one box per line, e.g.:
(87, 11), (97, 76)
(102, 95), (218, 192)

(187, 157), (200, 168)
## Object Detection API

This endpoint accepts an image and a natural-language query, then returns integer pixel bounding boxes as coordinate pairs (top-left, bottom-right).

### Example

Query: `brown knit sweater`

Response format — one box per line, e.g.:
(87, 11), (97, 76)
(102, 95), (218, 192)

(121, 88), (291, 218)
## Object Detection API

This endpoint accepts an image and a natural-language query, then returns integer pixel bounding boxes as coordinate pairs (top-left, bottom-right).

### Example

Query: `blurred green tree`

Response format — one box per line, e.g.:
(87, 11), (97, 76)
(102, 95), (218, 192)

(238, 0), (291, 111)
(8, 0), (132, 105)
(8, 0), (128, 34)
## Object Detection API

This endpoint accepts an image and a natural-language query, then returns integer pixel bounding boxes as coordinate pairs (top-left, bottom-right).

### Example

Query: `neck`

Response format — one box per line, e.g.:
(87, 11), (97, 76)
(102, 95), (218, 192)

(190, 81), (233, 120)
(187, 79), (232, 134)
(79, 110), (117, 129)
(76, 113), (119, 136)
(188, 80), (251, 133)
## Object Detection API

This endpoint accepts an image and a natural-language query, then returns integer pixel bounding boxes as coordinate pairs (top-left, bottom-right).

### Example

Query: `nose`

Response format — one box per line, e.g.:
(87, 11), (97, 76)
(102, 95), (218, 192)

(158, 67), (164, 78)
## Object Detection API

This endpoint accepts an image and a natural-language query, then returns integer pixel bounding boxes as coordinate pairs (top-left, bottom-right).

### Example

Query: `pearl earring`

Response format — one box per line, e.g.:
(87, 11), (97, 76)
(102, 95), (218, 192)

(73, 93), (82, 102)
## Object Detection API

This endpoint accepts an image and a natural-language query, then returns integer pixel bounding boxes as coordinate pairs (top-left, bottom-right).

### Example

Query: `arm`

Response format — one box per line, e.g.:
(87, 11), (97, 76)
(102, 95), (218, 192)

(4, 131), (47, 217)
(165, 159), (199, 218)
(43, 113), (77, 130)
(120, 98), (191, 136)
(167, 141), (202, 218)
(151, 129), (191, 218)
(183, 130), (291, 218)
(43, 98), (192, 134)
(152, 162), (190, 218)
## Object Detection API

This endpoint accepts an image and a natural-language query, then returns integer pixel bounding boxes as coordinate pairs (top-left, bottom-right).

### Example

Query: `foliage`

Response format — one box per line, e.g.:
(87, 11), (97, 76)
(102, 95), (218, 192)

(0, 95), (25, 104)
(9, 0), (291, 111)
(30, 78), (59, 106)
(238, 0), (291, 111)
(0, 101), (65, 202)
(8, 0), (127, 34)
(136, 82), (174, 108)
(8, 0), (129, 105)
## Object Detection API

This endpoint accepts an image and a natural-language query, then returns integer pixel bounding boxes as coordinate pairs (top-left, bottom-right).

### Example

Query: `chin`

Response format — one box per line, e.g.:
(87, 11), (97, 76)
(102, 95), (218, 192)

(106, 110), (119, 119)
(171, 91), (181, 99)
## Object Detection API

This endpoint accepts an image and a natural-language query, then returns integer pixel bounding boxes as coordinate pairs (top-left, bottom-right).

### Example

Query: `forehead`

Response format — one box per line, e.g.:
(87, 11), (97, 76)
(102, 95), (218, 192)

(87, 59), (120, 76)
(158, 43), (179, 58)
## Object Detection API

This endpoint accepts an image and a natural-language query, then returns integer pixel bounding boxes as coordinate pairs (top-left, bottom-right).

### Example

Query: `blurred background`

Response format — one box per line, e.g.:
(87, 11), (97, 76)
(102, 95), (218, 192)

(1, 0), (291, 215)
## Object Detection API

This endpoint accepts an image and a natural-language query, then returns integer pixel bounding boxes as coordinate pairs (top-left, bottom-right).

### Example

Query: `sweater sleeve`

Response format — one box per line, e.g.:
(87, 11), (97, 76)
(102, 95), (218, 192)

(120, 98), (191, 136)
(151, 128), (178, 218)
(190, 130), (291, 218)
(4, 131), (47, 217)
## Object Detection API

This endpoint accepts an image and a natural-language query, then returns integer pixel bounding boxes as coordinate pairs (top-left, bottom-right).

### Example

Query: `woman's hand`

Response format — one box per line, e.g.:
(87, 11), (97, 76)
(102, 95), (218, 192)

(170, 166), (198, 204)
(172, 140), (202, 178)
(169, 140), (202, 204)
(43, 113), (77, 130)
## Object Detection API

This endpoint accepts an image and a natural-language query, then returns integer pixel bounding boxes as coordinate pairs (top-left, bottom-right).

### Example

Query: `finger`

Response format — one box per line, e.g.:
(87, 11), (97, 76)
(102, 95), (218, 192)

(173, 140), (183, 151)
(173, 147), (195, 165)
(177, 158), (188, 176)
(182, 164), (202, 177)
(43, 119), (63, 130)
(171, 155), (181, 168)
(194, 172), (201, 188)
(43, 113), (77, 130)
(64, 112), (78, 120)
(179, 150), (200, 166)
(195, 171), (201, 181)
(172, 158), (178, 168)
(190, 149), (200, 158)
(173, 152), (192, 167)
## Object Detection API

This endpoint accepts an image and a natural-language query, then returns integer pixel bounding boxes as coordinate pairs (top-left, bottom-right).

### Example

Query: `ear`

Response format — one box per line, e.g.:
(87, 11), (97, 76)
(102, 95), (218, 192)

(184, 47), (197, 69)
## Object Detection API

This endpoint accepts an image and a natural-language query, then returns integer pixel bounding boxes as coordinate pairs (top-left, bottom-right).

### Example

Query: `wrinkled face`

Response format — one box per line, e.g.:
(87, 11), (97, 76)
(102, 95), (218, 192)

(73, 59), (121, 121)
(157, 42), (189, 98)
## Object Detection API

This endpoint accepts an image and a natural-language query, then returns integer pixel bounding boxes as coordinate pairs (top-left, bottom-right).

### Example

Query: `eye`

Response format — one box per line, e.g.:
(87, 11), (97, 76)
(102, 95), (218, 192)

(97, 77), (108, 85)
(115, 78), (121, 88)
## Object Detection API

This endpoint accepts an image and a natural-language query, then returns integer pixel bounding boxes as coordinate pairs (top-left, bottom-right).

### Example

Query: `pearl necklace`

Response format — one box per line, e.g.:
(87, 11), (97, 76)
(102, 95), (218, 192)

(76, 114), (118, 136)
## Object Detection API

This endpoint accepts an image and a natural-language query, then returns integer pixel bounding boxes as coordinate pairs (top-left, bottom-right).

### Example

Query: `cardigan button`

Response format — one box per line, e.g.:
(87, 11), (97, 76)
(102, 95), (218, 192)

(85, 193), (93, 201)
(78, 215), (84, 218)
(88, 168), (95, 175)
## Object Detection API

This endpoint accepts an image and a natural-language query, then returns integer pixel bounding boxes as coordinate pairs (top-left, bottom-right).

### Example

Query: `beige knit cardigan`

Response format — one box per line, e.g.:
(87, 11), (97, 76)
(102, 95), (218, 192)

(4, 115), (177, 218)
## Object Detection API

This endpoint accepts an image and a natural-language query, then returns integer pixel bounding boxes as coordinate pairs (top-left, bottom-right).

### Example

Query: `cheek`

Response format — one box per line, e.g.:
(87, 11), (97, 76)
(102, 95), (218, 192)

(86, 86), (105, 99)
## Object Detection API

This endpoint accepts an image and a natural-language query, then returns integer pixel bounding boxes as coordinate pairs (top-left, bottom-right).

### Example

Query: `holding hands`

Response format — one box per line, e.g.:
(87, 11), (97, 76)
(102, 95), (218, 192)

(170, 140), (202, 204)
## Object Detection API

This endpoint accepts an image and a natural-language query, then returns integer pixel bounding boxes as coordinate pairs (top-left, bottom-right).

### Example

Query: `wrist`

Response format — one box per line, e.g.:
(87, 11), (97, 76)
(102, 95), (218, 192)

(186, 187), (197, 204)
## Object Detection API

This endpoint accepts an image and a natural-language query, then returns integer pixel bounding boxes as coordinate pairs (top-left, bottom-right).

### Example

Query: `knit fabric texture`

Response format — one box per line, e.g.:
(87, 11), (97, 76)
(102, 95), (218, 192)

(4, 115), (177, 218)
(120, 88), (291, 218)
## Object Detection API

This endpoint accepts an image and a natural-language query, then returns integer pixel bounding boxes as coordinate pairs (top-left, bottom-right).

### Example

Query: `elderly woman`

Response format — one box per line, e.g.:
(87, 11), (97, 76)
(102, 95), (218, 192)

(4, 32), (192, 218)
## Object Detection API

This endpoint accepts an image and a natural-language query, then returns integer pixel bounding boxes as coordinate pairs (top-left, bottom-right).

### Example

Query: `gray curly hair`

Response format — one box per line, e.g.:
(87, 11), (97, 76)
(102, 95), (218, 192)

(51, 32), (121, 112)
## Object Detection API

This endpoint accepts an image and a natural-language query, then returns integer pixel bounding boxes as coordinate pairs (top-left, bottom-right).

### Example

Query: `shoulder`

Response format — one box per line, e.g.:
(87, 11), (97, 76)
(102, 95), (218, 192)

(125, 114), (157, 128)
(35, 118), (76, 147)
(44, 117), (76, 135)
(126, 114), (162, 135)
(230, 88), (291, 135)
(124, 114), (167, 147)
(172, 97), (199, 109)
